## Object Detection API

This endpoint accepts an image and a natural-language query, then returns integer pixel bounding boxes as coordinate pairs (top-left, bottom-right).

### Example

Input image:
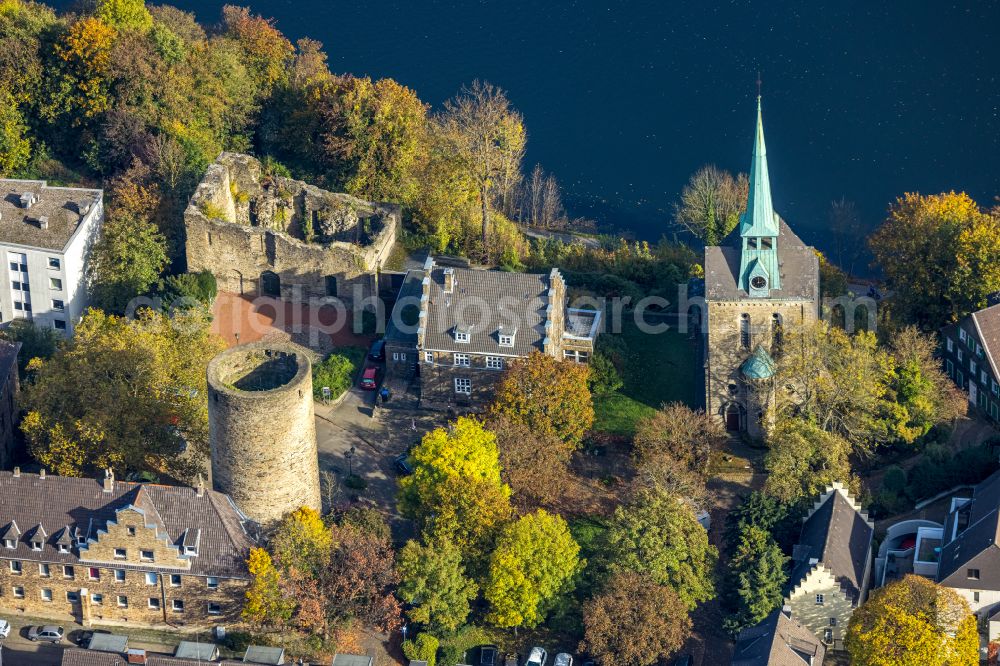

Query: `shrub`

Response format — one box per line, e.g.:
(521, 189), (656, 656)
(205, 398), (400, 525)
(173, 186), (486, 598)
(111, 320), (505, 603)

(403, 633), (439, 666)
(437, 626), (494, 665)
(312, 347), (365, 400)
(159, 270), (218, 307)
(588, 351), (623, 396)
(905, 443), (1000, 501)
(344, 474), (367, 491)
(883, 465), (907, 493)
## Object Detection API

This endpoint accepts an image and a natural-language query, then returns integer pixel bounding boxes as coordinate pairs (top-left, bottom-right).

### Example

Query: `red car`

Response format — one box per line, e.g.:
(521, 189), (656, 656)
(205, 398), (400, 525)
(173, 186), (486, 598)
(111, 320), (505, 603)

(360, 366), (379, 390)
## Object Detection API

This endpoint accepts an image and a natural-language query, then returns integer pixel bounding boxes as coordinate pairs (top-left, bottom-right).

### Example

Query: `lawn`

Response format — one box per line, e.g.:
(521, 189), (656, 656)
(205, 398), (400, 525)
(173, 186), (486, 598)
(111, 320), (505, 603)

(592, 319), (702, 436)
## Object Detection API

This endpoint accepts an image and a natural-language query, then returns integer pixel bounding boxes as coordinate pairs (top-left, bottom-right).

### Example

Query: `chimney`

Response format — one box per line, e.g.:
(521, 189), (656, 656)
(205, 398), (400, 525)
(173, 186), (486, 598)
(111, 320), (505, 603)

(38, 216), (49, 230)
(196, 474), (205, 497)
(19, 192), (36, 209)
(103, 468), (114, 493)
(126, 648), (148, 664)
(12, 467), (19, 478)
(443, 267), (455, 294)
(39, 468), (45, 480)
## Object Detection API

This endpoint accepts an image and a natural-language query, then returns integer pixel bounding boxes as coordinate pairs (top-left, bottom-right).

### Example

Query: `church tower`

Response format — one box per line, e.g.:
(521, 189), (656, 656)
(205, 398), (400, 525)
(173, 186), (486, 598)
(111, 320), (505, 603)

(703, 98), (820, 438)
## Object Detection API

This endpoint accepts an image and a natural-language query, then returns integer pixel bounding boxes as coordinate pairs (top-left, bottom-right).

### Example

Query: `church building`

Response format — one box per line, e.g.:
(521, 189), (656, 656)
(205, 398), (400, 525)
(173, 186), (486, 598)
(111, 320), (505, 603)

(704, 99), (820, 438)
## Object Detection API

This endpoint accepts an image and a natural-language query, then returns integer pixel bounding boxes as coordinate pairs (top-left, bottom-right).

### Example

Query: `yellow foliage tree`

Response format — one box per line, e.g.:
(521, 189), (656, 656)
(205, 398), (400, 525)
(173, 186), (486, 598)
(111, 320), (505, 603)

(46, 17), (117, 123)
(243, 547), (292, 628)
(846, 575), (978, 666)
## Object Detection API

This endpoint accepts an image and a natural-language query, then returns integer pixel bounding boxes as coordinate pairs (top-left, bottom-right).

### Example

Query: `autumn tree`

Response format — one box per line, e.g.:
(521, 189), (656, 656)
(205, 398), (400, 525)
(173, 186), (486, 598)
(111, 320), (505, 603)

(887, 326), (964, 443)
(488, 351), (594, 448)
(633, 402), (724, 500)
(486, 415), (571, 510)
(605, 488), (717, 610)
(673, 165), (748, 245)
(870, 191), (999, 329)
(397, 536), (478, 634)
(484, 509), (582, 629)
(221, 4), (293, 90)
(95, 0), (152, 32)
(269, 506), (332, 578)
(0, 85), (31, 176)
(846, 575), (978, 666)
(582, 571), (691, 666)
(764, 416), (855, 504)
(243, 547), (292, 628)
(21, 308), (225, 479)
(436, 80), (526, 260)
(722, 525), (788, 632)
(45, 17), (117, 124)
(398, 417), (512, 557)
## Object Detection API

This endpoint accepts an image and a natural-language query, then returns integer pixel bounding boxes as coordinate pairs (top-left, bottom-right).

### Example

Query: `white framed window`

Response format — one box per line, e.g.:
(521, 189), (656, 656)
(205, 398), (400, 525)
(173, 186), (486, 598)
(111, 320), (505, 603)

(207, 577), (219, 590)
(392, 352), (399, 361)
(49, 277), (62, 291)
(455, 378), (471, 395)
(2, 538), (14, 549)
(172, 599), (184, 612)
(39, 563), (50, 577)
(63, 565), (74, 578)
(140, 549), (154, 562)
(29, 540), (41, 551)
(88, 567), (100, 581)
(815, 594), (824, 605)
(148, 597), (160, 610)
(114, 548), (126, 559)
(499, 334), (514, 347)
(424, 351), (433, 363)
(51, 299), (64, 312)
(486, 356), (504, 370)
(958, 349), (964, 362)
(207, 602), (222, 615)
(41, 588), (52, 602)
(57, 543), (68, 554)
(66, 591), (79, 602)
(145, 572), (158, 585)
(117, 595), (128, 608)
(91, 593), (103, 606)
(455, 331), (470, 343)
(454, 353), (470, 367)
(971, 360), (977, 374)
(48, 257), (60, 270)
(9, 560), (21, 574)
(115, 569), (126, 583)
(127, 527), (136, 536)
(960, 329), (968, 342)
(12, 586), (24, 599)
(823, 628), (834, 644)
(170, 574), (181, 587)
(947, 338), (954, 352)
(983, 371), (989, 385)
(400, 352), (406, 361)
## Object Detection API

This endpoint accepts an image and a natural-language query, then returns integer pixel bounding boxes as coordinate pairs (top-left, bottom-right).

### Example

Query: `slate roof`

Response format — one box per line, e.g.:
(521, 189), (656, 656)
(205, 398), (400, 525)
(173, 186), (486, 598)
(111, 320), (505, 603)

(0, 179), (102, 251)
(971, 303), (1000, 379)
(788, 487), (873, 606)
(420, 265), (552, 356)
(385, 269), (425, 346)
(62, 648), (246, 666)
(87, 633), (128, 653)
(332, 656), (374, 666)
(731, 609), (826, 666)
(0, 471), (256, 578)
(175, 641), (220, 660)
(938, 469), (1000, 588)
(704, 218), (819, 302)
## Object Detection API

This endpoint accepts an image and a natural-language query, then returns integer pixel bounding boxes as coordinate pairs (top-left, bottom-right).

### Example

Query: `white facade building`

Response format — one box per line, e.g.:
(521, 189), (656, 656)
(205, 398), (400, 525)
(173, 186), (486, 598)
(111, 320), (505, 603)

(0, 180), (103, 335)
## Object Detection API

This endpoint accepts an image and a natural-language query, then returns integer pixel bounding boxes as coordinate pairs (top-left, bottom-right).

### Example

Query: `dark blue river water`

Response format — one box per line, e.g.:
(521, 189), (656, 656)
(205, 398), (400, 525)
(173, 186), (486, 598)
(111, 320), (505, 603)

(54, 1), (1000, 265)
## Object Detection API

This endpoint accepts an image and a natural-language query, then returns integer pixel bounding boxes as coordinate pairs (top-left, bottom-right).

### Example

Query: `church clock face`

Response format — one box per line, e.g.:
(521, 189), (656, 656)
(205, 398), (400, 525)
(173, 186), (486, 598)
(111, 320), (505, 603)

(751, 275), (767, 290)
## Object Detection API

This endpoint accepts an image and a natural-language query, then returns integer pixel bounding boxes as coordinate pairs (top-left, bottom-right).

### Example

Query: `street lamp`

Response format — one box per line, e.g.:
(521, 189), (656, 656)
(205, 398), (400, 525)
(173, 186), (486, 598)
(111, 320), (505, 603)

(346, 446), (356, 477)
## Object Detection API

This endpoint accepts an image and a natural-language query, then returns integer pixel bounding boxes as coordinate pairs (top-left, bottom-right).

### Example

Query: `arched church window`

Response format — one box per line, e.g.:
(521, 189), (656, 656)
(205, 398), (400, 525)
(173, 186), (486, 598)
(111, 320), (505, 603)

(740, 314), (751, 349)
(772, 313), (783, 353)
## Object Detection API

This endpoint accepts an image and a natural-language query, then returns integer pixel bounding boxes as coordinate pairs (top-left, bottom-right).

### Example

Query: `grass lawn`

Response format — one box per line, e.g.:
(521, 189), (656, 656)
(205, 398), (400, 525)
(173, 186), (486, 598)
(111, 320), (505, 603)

(592, 319), (701, 436)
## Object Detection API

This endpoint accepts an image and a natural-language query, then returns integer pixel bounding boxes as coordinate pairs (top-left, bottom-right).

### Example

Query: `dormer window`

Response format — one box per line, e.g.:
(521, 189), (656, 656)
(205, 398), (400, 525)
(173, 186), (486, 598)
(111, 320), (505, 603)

(185, 545), (197, 555)
(57, 544), (69, 554)
(498, 327), (516, 347)
(454, 325), (471, 343)
(30, 541), (42, 551)
(3, 539), (14, 549)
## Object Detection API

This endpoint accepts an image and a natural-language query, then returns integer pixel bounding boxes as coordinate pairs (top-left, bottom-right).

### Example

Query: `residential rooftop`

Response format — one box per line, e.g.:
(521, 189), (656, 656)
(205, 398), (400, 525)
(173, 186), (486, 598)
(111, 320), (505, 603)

(0, 179), (102, 251)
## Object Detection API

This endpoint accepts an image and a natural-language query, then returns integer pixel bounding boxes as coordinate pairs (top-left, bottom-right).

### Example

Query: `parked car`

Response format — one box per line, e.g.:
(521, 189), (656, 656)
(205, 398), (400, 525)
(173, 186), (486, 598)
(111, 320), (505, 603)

(554, 654), (573, 666)
(394, 452), (414, 476)
(526, 647), (548, 666)
(368, 338), (386, 362)
(28, 625), (64, 643)
(480, 645), (499, 666)
(361, 366), (379, 390)
(0, 619), (10, 639)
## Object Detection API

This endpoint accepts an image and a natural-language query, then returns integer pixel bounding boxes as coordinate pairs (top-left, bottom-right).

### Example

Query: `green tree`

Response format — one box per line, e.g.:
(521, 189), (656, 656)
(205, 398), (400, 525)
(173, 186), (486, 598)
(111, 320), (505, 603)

(397, 537), (478, 634)
(582, 572), (691, 666)
(95, 0), (152, 32)
(403, 634), (439, 666)
(587, 351), (623, 396)
(484, 509), (582, 629)
(0, 318), (59, 379)
(0, 85), (31, 176)
(887, 326), (964, 443)
(723, 525), (788, 632)
(21, 308), (225, 479)
(45, 16), (117, 124)
(846, 575), (978, 666)
(764, 416), (855, 504)
(399, 417), (512, 556)
(488, 351), (594, 448)
(605, 489), (717, 610)
(724, 490), (796, 551)
(672, 165), (747, 245)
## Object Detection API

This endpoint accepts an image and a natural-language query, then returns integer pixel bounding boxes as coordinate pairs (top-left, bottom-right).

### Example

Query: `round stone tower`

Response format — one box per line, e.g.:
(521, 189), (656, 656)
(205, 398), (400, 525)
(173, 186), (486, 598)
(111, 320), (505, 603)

(207, 342), (321, 528)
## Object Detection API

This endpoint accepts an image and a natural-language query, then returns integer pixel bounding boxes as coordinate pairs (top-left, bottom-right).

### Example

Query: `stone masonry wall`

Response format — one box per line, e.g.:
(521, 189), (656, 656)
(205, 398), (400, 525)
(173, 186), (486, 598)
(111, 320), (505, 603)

(207, 343), (321, 529)
(185, 153), (399, 303)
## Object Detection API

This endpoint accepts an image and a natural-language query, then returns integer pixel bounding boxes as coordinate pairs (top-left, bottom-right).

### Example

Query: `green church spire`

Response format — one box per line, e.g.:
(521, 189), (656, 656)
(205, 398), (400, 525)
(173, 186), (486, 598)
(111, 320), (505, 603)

(738, 96), (781, 296)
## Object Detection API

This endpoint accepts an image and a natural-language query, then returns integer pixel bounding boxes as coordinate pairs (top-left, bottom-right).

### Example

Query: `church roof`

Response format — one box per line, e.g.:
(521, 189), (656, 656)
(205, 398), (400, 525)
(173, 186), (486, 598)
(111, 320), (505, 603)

(741, 346), (776, 380)
(704, 218), (819, 302)
(739, 97), (780, 238)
